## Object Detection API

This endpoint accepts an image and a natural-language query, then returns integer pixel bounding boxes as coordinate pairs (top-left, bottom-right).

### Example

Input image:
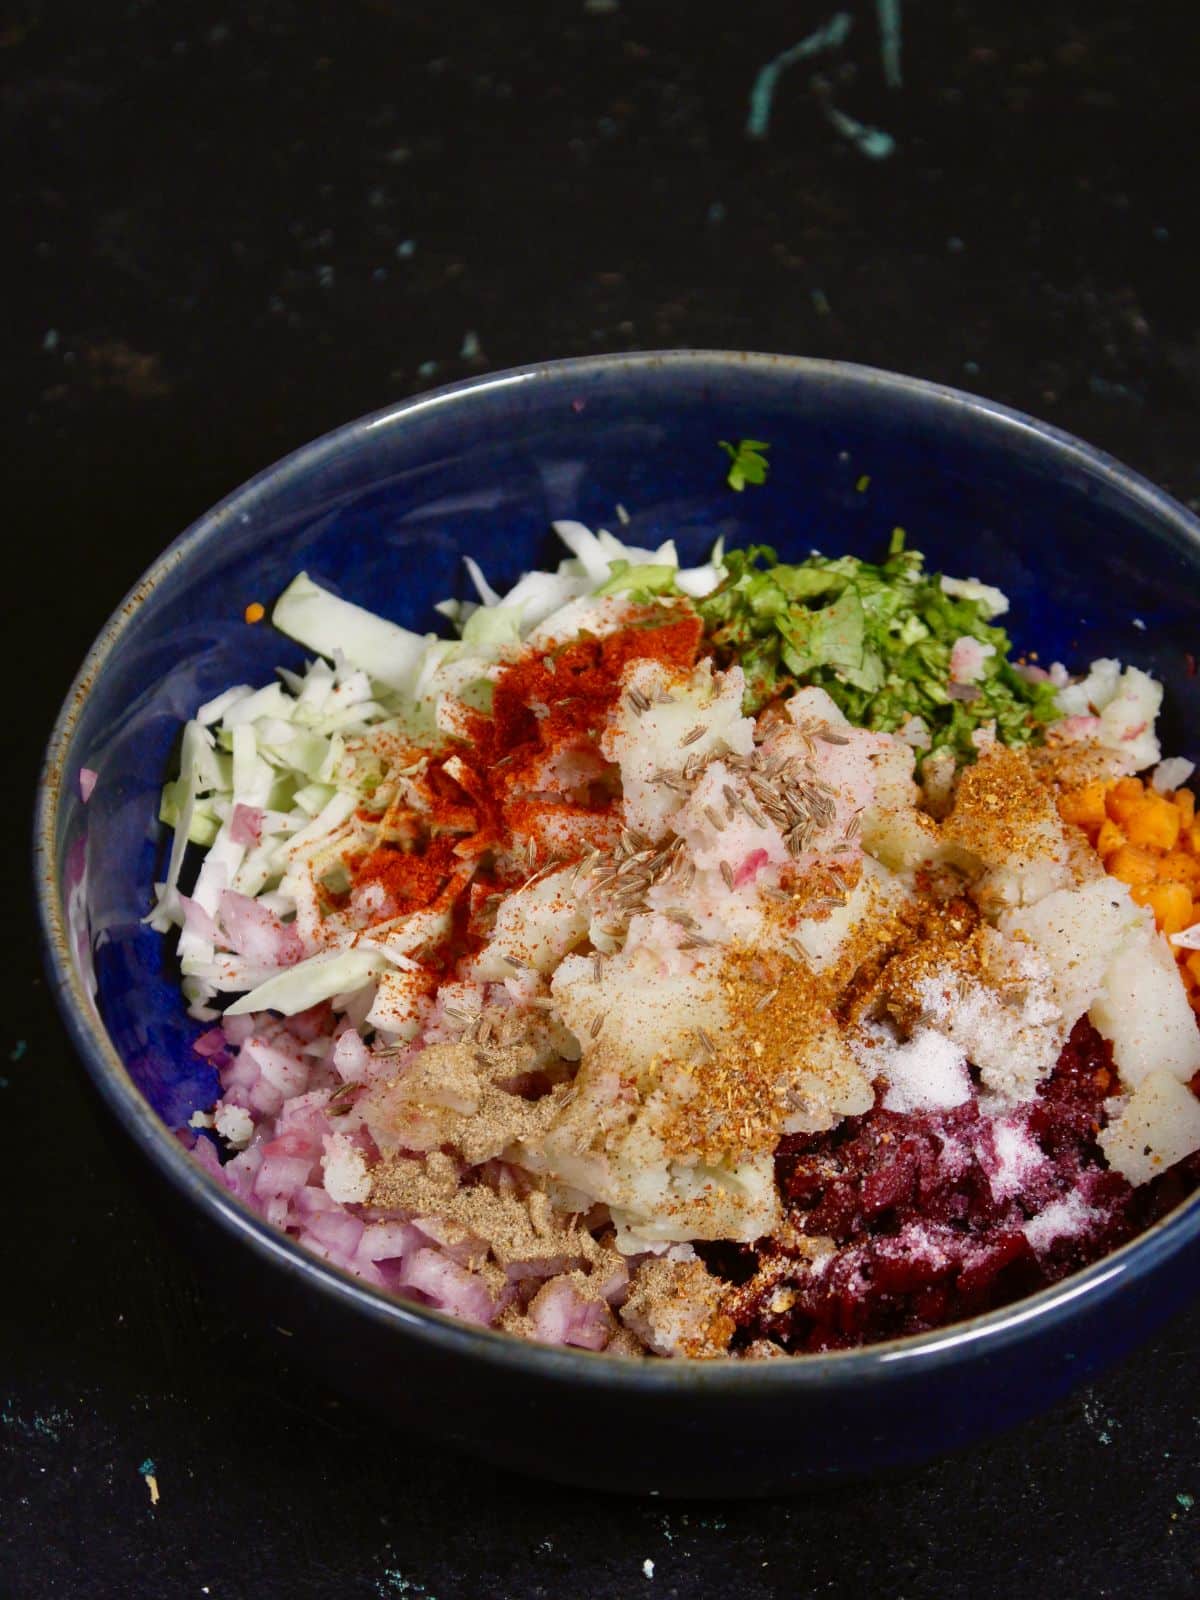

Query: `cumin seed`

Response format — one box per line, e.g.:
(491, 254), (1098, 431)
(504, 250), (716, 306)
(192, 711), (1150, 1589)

(663, 907), (697, 927)
(739, 793), (769, 828)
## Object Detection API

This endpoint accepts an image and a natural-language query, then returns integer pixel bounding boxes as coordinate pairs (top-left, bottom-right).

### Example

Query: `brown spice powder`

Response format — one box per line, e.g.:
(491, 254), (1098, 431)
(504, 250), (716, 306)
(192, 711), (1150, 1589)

(943, 745), (1060, 861)
(369, 1155), (604, 1271)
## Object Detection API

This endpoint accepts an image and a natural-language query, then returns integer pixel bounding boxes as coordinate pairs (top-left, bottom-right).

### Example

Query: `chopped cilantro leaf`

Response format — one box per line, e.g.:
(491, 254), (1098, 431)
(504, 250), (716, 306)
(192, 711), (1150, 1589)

(692, 539), (1059, 767)
(719, 438), (771, 492)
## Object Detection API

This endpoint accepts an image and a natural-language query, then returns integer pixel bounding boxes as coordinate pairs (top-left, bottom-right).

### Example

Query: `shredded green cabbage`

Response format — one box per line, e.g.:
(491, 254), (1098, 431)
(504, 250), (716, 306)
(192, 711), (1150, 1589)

(273, 572), (433, 692)
(224, 948), (394, 1017)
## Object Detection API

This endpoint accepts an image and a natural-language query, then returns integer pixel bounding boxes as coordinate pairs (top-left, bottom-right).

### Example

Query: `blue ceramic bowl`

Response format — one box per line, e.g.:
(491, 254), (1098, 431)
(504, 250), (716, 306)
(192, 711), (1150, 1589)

(36, 352), (1200, 1495)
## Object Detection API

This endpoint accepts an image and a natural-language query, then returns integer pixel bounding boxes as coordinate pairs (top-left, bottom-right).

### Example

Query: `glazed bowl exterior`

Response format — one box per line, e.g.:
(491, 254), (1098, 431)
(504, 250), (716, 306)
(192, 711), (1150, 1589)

(36, 352), (1200, 1495)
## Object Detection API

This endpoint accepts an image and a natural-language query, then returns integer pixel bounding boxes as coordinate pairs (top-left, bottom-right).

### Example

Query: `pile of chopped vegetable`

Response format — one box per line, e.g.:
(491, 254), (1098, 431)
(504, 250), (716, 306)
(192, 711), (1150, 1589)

(133, 440), (1200, 1362)
(692, 532), (1060, 765)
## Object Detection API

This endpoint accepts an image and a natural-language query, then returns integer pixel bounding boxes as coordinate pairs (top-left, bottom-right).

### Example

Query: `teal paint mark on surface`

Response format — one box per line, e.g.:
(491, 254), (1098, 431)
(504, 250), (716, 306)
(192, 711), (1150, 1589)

(376, 1574), (436, 1599)
(138, 1457), (156, 1476)
(1179, 1493), (1195, 1510)
(877, 0), (903, 87)
(746, 12), (852, 140)
(9, 1040), (27, 1062)
(824, 103), (896, 159)
(2, 1402), (74, 1444)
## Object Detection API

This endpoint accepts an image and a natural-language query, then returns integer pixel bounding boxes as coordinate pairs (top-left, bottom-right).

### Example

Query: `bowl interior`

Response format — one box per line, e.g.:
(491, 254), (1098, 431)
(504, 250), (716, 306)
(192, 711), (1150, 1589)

(46, 354), (1200, 1139)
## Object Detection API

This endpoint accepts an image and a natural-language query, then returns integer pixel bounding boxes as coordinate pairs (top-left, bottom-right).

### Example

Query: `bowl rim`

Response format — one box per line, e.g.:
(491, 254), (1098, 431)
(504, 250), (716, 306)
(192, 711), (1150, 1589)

(34, 348), (1200, 1389)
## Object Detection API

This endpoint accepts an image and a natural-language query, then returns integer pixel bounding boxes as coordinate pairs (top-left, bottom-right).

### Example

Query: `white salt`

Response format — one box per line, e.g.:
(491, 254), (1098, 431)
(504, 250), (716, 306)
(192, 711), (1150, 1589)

(986, 1119), (1045, 1202)
(881, 1028), (972, 1113)
(1023, 1192), (1095, 1253)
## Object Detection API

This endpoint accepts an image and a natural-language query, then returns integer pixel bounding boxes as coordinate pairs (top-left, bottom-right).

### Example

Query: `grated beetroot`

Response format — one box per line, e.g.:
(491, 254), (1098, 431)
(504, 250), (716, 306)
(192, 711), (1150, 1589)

(703, 1019), (1200, 1353)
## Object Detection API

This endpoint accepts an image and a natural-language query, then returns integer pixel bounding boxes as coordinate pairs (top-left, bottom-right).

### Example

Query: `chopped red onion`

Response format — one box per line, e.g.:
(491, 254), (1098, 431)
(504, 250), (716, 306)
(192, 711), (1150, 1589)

(396, 1249), (496, 1325)
(733, 847), (770, 890)
(219, 890), (305, 968)
(179, 894), (219, 944)
(193, 1026), (230, 1060)
(229, 803), (265, 846)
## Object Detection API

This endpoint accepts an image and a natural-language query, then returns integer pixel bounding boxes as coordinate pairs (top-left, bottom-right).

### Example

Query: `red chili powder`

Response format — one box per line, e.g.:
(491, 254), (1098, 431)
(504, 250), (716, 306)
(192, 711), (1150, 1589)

(346, 607), (705, 930)
(350, 833), (463, 912)
(487, 609), (704, 755)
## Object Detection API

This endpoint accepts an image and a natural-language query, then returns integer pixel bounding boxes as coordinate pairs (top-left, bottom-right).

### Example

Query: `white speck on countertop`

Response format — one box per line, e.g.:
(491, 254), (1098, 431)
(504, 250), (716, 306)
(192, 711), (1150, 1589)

(643, 1558), (655, 1579)
(1132, 617), (1147, 630)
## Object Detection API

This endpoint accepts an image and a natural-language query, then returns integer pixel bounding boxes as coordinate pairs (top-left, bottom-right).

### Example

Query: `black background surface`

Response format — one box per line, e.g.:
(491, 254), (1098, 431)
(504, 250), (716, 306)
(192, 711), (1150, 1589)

(4, 2), (1200, 1595)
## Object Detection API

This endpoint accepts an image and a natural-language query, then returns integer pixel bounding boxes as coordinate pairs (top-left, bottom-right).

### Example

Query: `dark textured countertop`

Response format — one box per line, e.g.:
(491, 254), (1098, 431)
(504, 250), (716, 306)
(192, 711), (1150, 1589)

(5, 2), (1199, 1594)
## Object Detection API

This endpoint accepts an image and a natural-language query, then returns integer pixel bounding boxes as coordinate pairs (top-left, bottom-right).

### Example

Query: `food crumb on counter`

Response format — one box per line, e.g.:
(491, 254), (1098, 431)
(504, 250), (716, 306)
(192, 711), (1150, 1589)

(138, 1457), (160, 1506)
